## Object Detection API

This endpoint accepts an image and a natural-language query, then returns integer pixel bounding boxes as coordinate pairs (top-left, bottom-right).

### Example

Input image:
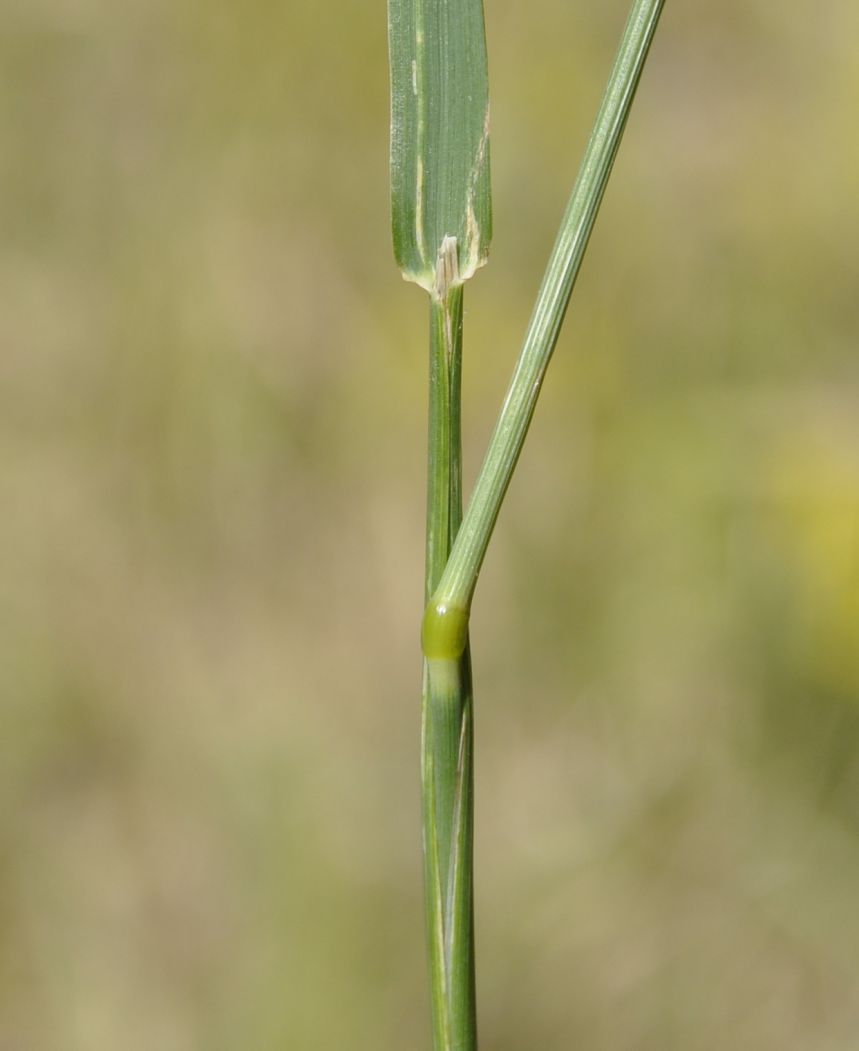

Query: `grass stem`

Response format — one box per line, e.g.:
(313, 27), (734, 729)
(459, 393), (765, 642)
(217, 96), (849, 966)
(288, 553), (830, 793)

(422, 261), (477, 1051)
(429, 0), (666, 619)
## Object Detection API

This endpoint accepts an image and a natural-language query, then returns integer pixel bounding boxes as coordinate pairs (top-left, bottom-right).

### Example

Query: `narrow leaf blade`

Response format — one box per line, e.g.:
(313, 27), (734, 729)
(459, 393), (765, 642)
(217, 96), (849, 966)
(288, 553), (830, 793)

(389, 0), (492, 293)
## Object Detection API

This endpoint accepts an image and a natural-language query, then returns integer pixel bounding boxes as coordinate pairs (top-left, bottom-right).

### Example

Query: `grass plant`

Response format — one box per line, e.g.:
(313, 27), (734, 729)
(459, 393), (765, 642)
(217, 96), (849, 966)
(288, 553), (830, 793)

(388, 1), (666, 1047)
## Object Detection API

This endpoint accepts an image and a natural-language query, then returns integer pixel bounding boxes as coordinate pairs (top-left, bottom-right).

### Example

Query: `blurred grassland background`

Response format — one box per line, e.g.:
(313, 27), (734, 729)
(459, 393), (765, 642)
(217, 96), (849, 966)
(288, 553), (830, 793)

(2, 0), (859, 1048)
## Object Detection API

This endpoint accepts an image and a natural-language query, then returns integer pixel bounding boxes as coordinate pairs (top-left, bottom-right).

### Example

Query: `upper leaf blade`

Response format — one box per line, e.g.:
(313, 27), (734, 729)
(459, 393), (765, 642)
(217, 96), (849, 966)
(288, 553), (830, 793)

(389, 0), (492, 294)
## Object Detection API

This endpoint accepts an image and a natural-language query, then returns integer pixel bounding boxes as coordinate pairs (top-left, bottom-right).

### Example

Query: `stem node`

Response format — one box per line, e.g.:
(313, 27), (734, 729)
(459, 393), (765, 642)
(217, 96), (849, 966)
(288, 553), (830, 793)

(422, 602), (470, 661)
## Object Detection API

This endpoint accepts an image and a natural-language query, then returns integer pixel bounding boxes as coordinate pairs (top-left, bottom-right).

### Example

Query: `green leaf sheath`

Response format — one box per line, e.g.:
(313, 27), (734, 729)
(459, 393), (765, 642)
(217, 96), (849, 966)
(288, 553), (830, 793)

(423, 285), (477, 1051)
(425, 285), (461, 601)
(432, 0), (666, 615)
(389, 0), (492, 292)
(422, 651), (475, 1051)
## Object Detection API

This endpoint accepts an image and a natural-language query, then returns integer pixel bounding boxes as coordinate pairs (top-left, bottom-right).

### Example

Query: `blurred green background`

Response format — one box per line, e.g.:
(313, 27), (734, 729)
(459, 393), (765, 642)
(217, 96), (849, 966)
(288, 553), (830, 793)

(2, 1), (859, 1047)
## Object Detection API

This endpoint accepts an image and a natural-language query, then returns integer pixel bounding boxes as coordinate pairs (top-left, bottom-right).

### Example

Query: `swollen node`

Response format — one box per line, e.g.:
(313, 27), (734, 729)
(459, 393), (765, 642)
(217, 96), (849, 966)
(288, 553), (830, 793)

(421, 602), (470, 661)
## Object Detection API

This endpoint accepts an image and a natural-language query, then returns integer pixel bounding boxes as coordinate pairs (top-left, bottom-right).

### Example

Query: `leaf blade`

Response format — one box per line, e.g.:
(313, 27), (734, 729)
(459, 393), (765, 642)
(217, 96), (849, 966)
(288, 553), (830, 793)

(389, 0), (492, 292)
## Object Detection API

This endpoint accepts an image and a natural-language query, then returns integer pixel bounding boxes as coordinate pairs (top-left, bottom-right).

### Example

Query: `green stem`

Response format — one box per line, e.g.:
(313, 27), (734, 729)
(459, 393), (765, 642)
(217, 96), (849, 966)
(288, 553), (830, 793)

(423, 278), (477, 1051)
(417, 5), (666, 1045)
(427, 0), (666, 621)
